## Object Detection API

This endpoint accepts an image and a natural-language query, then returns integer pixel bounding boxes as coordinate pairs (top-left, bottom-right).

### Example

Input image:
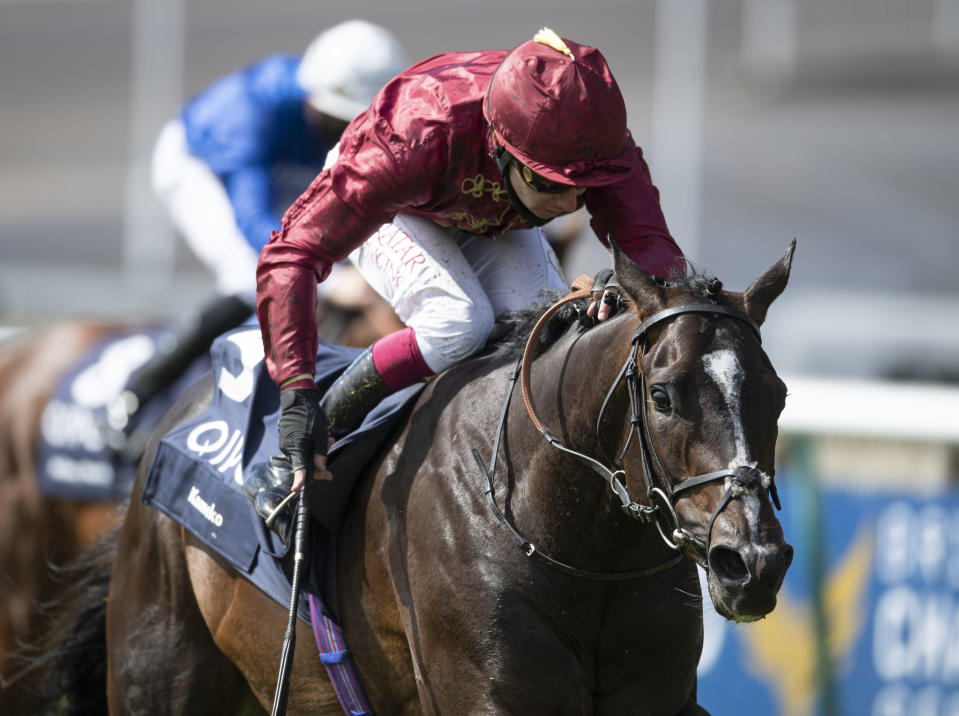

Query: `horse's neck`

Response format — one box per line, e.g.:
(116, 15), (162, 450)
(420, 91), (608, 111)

(510, 316), (646, 554)
(528, 315), (635, 451)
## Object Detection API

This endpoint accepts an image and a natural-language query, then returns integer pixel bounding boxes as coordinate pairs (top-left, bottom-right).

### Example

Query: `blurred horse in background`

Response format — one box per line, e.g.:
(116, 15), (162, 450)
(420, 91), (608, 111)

(0, 322), (123, 709)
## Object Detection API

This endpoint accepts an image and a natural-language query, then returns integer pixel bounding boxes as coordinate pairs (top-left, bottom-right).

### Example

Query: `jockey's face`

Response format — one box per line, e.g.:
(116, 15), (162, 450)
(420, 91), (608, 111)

(508, 161), (586, 221)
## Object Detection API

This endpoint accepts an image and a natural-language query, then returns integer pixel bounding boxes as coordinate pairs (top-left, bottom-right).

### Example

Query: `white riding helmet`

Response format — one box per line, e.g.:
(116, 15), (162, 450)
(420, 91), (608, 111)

(296, 19), (409, 122)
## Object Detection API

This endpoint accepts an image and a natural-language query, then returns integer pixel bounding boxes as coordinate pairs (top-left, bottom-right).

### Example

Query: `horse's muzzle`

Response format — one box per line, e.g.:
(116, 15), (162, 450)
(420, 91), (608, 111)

(707, 539), (794, 621)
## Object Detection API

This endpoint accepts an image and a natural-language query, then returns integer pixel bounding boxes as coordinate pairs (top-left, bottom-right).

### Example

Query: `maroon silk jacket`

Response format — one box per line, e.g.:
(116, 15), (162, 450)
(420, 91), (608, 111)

(256, 49), (684, 386)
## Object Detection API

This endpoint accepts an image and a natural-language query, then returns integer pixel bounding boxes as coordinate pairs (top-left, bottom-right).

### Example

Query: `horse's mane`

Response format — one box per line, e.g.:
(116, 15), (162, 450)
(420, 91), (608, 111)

(481, 290), (587, 366)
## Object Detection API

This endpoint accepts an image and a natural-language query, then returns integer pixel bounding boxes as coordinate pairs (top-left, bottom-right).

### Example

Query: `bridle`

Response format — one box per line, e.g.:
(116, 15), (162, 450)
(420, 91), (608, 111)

(592, 301), (782, 555)
(472, 275), (783, 579)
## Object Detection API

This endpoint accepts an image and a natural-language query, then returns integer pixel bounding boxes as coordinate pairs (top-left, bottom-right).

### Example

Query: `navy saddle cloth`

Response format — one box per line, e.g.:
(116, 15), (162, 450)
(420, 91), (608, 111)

(36, 327), (209, 501)
(142, 327), (424, 622)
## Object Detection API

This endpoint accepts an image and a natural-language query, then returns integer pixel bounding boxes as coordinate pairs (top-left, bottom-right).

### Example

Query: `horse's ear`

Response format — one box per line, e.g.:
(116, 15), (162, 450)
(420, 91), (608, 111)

(742, 240), (796, 325)
(611, 239), (666, 315)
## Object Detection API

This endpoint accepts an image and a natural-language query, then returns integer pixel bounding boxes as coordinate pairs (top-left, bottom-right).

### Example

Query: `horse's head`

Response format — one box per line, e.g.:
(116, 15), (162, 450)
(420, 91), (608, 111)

(613, 241), (795, 622)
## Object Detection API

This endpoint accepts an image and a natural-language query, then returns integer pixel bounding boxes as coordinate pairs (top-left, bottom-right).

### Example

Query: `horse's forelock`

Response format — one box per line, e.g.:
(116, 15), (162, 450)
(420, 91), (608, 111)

(669, 264), (725, 301)
(684, 273), (724, 299)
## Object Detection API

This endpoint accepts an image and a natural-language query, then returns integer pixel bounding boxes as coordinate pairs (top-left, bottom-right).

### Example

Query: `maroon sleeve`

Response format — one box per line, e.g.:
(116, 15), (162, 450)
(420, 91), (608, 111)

(256, 99), (444, 386)
(584, 142), (685, 279)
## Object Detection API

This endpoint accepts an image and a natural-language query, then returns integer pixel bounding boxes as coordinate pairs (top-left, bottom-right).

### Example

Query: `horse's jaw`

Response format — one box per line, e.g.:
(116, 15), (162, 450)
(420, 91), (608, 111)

(707, 575), (778, 623)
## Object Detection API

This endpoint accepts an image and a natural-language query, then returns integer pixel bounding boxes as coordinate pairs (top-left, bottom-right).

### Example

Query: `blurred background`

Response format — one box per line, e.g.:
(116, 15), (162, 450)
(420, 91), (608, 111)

(1, 0), (958, 714)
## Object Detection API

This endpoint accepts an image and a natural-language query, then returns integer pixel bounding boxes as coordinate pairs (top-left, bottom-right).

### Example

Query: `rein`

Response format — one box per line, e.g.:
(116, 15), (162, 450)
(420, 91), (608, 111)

(473, 276), (783, 579)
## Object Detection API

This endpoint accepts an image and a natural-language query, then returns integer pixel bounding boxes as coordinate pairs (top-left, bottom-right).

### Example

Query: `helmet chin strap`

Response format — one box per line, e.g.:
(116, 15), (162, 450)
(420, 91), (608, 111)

(491, 144), (549, 228)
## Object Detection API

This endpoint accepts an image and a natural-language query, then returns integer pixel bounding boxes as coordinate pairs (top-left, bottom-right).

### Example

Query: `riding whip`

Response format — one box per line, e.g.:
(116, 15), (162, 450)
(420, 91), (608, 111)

(270, 464), (311, 716)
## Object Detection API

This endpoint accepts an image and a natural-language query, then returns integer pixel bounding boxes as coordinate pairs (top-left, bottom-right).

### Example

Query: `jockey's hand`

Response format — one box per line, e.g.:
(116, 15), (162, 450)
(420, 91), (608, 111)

(277, 387), (334, 492)
(586, 268), (621, 322)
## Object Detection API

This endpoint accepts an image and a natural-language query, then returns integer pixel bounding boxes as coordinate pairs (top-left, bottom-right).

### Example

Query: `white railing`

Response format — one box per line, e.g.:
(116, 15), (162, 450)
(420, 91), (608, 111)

(780, 374), (959, 444)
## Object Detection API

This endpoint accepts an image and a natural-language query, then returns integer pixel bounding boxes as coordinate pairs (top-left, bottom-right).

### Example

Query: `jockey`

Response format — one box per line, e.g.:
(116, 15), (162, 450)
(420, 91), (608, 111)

(258, 28), (686, 491)
(105, 19), (409, 450)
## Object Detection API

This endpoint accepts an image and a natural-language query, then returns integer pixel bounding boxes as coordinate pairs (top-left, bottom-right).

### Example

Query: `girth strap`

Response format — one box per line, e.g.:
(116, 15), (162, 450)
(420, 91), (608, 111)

(307, 595), (372, 716)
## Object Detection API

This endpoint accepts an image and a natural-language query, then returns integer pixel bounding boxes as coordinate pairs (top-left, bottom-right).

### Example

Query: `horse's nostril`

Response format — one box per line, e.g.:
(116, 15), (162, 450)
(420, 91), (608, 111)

(708, 545), (749, 585)
(782, 544), (794, 572)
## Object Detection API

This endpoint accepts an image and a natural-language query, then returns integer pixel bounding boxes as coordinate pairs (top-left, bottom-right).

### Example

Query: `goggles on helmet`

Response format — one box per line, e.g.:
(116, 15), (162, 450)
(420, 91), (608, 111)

(491, 140), (576, 195)
(517, 162), (572, 195)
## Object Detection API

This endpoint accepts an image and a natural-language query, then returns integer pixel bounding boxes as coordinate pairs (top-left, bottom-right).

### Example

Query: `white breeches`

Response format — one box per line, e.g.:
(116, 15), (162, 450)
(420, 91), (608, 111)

(348, 213), (568, 373)
(151, 119), (261, 303)
(152, 119), (343, 304)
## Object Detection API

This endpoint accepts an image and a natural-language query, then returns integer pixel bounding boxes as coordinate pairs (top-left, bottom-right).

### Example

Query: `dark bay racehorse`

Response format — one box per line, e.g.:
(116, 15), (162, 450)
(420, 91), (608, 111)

(0, 322), (122, 689)
(0, 296), (401, 711)
(41, 242), (795, 714)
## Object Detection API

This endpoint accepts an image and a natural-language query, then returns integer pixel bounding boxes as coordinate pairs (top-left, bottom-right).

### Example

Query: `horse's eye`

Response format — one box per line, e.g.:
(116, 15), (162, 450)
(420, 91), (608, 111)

(650, 386), (672, 412)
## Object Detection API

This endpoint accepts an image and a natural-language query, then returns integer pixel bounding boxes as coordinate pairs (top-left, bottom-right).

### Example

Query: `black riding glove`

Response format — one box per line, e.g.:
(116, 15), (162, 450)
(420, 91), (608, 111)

(592, 268), (621, 297)
(277, 387), (329, 474)
(586, 268), (622, 323)
(592, 268), (613, 292)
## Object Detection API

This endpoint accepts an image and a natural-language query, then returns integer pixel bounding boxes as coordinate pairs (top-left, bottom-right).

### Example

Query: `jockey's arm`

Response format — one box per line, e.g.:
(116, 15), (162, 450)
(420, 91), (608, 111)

(583, 144), (685, 320)
(255, 113), (436, 389)
(256, 111), (440, 493)
(584, 144), (686, 280)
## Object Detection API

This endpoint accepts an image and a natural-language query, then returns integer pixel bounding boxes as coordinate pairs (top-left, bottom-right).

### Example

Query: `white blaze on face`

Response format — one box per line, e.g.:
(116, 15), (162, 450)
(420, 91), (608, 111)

(703, 349), (764, 540)
(703, 349), (749, 465)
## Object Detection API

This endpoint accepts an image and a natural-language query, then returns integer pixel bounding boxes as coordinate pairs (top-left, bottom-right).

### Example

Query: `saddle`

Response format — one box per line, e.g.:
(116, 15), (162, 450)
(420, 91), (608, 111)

(141, 327), (423, 619)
